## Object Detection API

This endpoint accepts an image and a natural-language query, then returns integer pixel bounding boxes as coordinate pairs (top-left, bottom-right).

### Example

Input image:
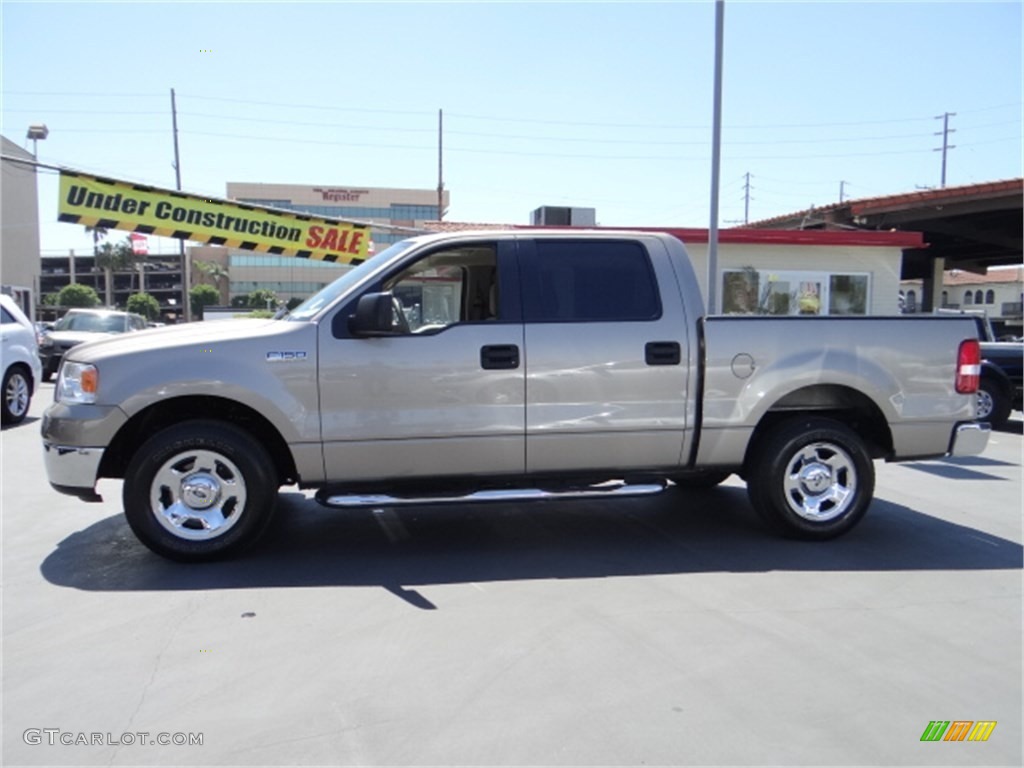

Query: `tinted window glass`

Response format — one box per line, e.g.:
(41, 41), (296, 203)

(1, 307), (15, 325)
(522, 240), (660, 322)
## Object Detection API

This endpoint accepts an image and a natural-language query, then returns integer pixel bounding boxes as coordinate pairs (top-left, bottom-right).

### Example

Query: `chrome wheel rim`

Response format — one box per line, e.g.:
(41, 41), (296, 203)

(975, 389), (994, 420)
(5, 371), (29, 418)
(150, 449), (247, 540)
(782, 442), (857, 522)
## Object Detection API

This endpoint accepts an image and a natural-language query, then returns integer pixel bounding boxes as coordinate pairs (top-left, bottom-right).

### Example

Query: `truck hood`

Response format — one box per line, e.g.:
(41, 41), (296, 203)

(65, 318), (298, 363)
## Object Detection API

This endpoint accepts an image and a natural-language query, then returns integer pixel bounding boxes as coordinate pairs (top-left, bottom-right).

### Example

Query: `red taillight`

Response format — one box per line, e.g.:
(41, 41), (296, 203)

(956, 339), (981, 394)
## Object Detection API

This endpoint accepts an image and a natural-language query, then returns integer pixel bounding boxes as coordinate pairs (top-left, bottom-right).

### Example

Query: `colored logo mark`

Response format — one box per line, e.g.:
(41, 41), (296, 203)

(920, 720), (996, 742)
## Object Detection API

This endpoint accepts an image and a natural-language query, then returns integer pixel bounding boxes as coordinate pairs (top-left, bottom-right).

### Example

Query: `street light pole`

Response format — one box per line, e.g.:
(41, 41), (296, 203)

(707, 0), (725, 314)
(26, 124), (48, 157)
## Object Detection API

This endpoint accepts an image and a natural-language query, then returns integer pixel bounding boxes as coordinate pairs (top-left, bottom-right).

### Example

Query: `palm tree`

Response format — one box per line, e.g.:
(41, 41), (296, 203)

(94, 241), (134, 308)
(84, 224), (110, 304)
(192, 260), (230, 303)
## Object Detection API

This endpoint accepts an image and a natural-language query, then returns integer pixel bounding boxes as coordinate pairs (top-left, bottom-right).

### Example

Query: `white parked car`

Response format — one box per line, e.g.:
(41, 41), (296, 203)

(0, 294), (43, 425)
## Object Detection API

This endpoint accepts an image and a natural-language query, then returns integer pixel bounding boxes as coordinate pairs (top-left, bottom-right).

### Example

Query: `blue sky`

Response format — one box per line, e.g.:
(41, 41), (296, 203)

(2, 0), (1021, 255)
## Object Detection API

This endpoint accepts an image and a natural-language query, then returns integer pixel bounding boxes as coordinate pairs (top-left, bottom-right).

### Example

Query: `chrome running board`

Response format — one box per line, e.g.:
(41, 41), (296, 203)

(317, 480), (667, 509)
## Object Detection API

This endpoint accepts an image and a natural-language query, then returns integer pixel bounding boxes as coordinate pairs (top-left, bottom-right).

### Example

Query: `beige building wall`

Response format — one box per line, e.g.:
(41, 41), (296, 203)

(682, 241), (902, 315)
(0, 136), (42, 312)
(226, 182), (446, 213)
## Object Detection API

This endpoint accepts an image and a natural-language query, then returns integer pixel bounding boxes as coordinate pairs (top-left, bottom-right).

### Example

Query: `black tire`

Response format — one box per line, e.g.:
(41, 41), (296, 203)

(671, 469), (733, 489)
(1, 365), (33, 425)
(976, 376), (1012, 430)
(123, 420), (278, 561)
(746, 417), (874, 540)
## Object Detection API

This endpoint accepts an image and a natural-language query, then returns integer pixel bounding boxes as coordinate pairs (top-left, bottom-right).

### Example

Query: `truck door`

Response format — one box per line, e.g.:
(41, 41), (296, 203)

(317, 240), (525, 483)
(520, 237), (691, 474)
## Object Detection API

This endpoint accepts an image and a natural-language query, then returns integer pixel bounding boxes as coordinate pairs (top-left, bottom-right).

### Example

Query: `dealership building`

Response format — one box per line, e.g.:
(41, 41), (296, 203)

(186, 183), (448, 305)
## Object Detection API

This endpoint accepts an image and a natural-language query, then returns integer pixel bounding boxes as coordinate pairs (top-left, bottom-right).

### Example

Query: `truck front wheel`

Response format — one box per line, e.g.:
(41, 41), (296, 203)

(747, 417), (874, 540)
(123, 420), (277, 561)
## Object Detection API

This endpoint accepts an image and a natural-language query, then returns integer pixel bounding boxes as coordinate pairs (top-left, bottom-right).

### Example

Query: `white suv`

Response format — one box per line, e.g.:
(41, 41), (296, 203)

(1, 294), (43, 425)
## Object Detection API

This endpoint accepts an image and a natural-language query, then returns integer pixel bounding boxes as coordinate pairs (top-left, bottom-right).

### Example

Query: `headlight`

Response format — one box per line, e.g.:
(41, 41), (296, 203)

(57, 362), (99, 404)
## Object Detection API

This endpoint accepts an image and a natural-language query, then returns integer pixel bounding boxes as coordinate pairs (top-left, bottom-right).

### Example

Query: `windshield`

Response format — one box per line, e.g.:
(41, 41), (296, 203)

(287, 239), (417, 321)
(55, 312), (127, 333)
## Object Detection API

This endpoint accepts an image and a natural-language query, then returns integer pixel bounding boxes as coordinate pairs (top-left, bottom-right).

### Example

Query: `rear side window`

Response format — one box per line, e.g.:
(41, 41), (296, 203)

(1, 307), (16, 325)
(521, 240), (660, 322)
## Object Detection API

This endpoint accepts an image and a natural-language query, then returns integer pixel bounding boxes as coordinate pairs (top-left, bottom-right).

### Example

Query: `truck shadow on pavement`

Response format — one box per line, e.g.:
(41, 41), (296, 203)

(40, 486), (1023, 603)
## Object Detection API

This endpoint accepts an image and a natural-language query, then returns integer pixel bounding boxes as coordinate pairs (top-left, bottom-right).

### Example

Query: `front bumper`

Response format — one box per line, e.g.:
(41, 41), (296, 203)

(41, 401), (127, 499)
(43, 444), (106, 501)
(949, 421), (991, 457)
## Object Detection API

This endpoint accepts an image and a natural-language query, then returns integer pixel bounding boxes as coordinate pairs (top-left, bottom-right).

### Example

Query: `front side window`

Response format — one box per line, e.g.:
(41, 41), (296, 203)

(521, 240), (660, 322)
(384, 245), (498, 333)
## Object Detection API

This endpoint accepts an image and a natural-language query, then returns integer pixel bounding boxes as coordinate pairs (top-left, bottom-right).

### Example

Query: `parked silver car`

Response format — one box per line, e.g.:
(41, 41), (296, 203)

(38, 308), (148, 381)
(1, 294), (43, 425)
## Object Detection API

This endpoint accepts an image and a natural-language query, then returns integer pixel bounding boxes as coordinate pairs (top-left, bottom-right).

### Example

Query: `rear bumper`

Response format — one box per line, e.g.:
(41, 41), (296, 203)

(949, 421), (991, 457)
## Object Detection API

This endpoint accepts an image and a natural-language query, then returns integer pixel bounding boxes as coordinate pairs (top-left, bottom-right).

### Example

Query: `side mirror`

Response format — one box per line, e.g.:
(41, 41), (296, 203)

(348, 292), (404, 337)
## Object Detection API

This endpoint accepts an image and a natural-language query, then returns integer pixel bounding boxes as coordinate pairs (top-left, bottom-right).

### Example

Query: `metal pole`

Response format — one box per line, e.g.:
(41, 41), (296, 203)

(743, 172), (750, 225)
(171, 88), (191, 321)
(934, 112), (956, 189)
(707, 0), (725, 314)
(437, 109), (444, 221)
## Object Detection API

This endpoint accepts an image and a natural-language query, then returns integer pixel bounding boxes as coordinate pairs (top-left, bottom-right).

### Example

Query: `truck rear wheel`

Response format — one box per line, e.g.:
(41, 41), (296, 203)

(747, 417), (874, 539)
(976, 376), (1011, 429)
(123, 420), (277, 561)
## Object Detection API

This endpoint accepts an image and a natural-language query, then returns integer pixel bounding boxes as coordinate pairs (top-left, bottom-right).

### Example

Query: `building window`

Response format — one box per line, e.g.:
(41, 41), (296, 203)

(905, 290), (917, 313)
(964, 290), (973, 305)
(975, 290), (984, 304)
(985, 289), (995, 304)
(722, 269), (870, 316)
(941, 290), (949, 307)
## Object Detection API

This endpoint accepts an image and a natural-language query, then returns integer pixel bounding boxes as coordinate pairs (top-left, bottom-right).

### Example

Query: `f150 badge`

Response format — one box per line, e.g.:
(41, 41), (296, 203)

(266, 351), (307, 362)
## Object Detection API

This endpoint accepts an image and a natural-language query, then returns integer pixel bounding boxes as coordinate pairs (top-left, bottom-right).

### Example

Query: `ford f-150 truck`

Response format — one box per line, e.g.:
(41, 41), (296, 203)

(42, 230), (990, 561)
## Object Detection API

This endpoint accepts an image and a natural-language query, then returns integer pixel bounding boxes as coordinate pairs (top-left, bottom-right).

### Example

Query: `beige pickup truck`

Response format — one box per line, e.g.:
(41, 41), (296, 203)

(42, 230), (989, 560)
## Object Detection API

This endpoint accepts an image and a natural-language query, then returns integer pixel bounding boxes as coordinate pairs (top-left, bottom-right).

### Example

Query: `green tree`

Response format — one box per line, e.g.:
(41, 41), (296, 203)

(230, 295), (249, 308)
(57, 283), (100, 308)
(247, 289), (279, 310)
(127, 292), (160, 320)
(193, 259), (229, 293)
(94, 239), (134, 307)
(190, 284), (220, 319)
(286, 296), (304, 311)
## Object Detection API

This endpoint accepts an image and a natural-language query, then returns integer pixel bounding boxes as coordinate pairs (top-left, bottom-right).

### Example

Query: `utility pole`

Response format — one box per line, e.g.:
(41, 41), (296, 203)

(437, 108), (444, 221)
(171, 88), (191, 321)
(742, 172), (751, 225)
(707, 0), (725, 313)
(839, 180), (848, 203)
(933, 112), (956, 188)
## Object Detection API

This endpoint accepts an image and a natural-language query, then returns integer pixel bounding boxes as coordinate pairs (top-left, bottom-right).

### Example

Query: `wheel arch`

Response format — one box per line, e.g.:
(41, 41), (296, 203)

(99, 395), (298, 485)
(743, 384), (893, 474)
(980, 362), (1014, 398)
(4, 361), (35, 393)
